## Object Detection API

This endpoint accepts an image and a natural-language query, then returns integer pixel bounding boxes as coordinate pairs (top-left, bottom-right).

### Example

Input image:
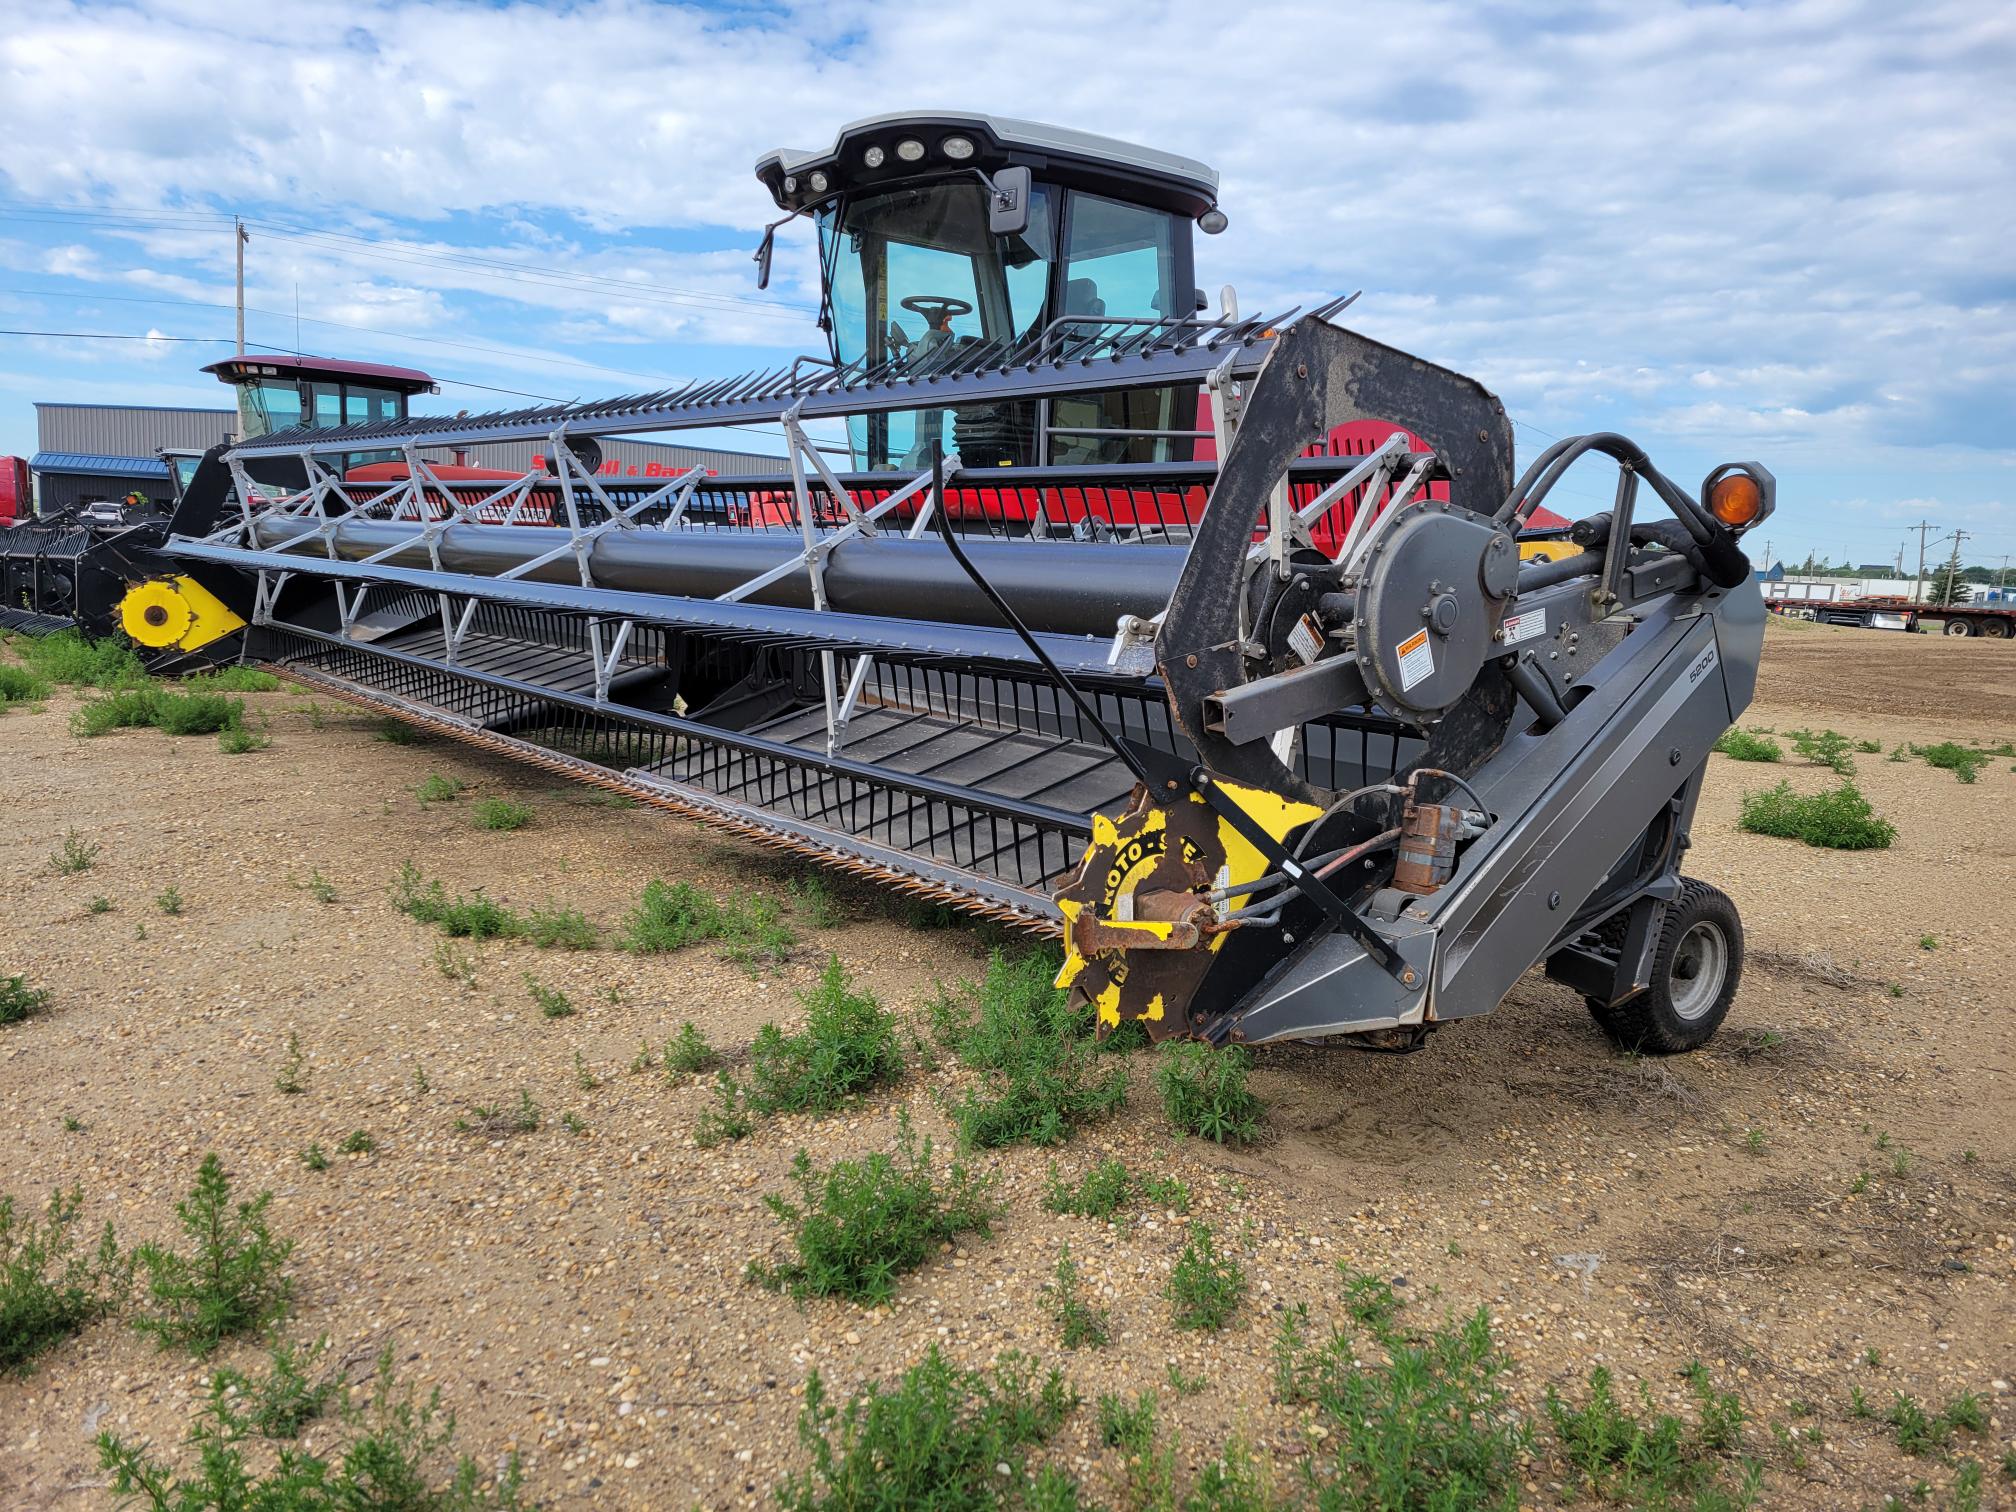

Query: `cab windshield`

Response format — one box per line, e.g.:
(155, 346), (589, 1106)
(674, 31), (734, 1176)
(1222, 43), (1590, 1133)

(234, 378), (407, 442)
(818, 182), (1193, 469)
(820, 181), (1054, 470)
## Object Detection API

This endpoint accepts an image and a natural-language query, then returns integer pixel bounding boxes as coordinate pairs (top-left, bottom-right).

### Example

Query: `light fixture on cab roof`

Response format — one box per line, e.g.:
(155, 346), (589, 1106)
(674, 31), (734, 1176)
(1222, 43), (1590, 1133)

(863, 145), (885, 168)
(896, 138), (925, 162)
(1198, 209), (1228, 234)
(941, 135), (975, 161)
(808, 170), (829, 193)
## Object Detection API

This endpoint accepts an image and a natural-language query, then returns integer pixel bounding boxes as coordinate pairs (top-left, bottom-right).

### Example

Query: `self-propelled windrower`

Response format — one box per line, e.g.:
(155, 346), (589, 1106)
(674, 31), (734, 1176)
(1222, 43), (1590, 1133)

(13, 112), (1777, 1056)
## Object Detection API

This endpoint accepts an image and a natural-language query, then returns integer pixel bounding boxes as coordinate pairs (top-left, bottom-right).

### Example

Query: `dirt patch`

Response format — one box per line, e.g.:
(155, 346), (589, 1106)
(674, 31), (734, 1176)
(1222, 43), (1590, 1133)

(2, 633), (2013, 1510)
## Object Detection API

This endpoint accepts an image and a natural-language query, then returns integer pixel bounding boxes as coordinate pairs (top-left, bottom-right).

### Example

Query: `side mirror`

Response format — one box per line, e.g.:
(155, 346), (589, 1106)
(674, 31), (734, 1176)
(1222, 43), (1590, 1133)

(988, 166), (1032, 237)
(753, 226), (775, 290)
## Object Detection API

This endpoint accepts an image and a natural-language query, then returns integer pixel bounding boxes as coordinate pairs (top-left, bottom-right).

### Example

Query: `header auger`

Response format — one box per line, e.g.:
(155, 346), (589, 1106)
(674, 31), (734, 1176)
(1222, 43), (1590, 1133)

(4, 111), (1776, 1057)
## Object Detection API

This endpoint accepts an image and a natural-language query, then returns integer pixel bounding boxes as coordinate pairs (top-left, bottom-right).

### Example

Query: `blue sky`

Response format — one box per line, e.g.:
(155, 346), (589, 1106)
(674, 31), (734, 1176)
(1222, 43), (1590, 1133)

(2, 0), (2011, 570)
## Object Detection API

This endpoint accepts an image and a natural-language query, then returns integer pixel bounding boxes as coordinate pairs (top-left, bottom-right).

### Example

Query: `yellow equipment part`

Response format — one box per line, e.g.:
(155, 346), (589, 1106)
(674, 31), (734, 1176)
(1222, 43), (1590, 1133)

(1055, 778), (1323, 1033)
(1518, 538), (1583, 565)
(118, 576), (246, 652)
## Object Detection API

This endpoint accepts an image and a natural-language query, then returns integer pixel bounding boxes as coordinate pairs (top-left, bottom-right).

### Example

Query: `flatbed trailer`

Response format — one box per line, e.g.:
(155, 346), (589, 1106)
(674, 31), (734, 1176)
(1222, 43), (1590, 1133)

(1770, 594), (2016, 638)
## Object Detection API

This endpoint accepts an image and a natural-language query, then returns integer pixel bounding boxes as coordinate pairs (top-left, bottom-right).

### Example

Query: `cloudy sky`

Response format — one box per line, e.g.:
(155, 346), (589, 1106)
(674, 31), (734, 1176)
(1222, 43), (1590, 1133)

(2, 0), (2011, 569)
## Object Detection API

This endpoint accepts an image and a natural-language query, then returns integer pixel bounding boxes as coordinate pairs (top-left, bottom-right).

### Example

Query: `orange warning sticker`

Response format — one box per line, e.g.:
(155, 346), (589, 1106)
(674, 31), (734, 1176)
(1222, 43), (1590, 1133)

(1396, 627), (1434, 691)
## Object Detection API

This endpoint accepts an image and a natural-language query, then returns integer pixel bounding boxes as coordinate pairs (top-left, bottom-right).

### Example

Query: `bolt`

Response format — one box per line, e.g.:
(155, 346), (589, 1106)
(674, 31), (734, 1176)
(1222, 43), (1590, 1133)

(1185, 654), (1198, 668)
(1402, 969), (1417, 985)
(1548, 891), (1562, 909)
(1296, 363), (1308, 379)
(1668, 747), (1682, 766)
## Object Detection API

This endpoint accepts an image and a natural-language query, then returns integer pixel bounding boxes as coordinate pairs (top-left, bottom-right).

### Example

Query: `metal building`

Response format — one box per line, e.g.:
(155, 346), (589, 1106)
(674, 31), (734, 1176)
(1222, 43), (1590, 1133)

(32, 403), (236, 511)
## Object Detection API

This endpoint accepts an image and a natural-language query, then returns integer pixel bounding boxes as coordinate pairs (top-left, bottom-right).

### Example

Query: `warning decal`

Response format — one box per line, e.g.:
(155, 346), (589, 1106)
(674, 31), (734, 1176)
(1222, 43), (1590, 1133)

(1287, 613), (1325, 667)
(1501, 608), (1547, 646)
(1396, 628), (1435, 691)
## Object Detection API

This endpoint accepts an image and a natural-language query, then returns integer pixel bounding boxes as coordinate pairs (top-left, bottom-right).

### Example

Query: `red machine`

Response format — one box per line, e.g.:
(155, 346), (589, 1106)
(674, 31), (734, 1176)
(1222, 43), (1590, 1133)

(1, 456), (29, 525)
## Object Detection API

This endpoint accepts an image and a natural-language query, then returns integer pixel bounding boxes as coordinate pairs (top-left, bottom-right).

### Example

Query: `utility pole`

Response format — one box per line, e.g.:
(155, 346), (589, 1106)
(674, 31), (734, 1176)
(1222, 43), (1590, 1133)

(234, 217), (248, 355)
(1999, 555), (2012, 601)
(1939, 530), (1969, 606)
(1909, 519), (1937, 605)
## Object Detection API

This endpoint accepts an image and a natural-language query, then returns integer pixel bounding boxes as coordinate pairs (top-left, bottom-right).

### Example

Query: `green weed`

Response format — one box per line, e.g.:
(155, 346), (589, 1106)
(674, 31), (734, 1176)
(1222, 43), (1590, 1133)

(788, 871), (845, 927)
(931, 950), (1125, 1149)
(433, 940), (477, 987)
(217, 722), (270, 754)
(472, 797), (533, 831)
(750, 1111), (998, 1304)
(374, 717), (417, 745)
(98, 1343), (529, 1509)
(1546, 1362), (1759, 1508)
(0, 974), (51, 1025)
(307, 869), (337, 904)
(1786, 727), (1856, 774)
(0, 1186), (130, 1372)
(214, 1334), (337, 1437)
(1738, 780), (1897, 849)
(49, 827), (100, 874)
(524, 902), (596, 949)
(1275, 1268), (1528, 1509)
(155, 884), (184, 915)
(132, 1153), (292, 1355)
(338, 1130), (375, 1155)
(777, 1346), (1074, 1512)
(0, 663), (51, 704)
(299, 1144), (328, 1172)
(1167, 1222), (1246, 1331)
(1043, 1157), (1190, 1223)
(615, 879), (722, 953)
(1910, 742), (1988, 783)
(664, 1021), (716, 1076)
(1888, 1392), (1987, 1457)
(86, 894), (112, 915)
(393, 863), (525, 939)
(693, 1071), (754, 1148)
(524, 976), (573, 1019)
(416, 773), (466, 803)
(745, 955), (902, 1115)
(1042, 1244), (1110, 1349)
(16, 630), (146, 688)
(1154, 1041), (1262, 1143)
(1712, 728), (1782, 762)
(274, 1032), (308, 1094)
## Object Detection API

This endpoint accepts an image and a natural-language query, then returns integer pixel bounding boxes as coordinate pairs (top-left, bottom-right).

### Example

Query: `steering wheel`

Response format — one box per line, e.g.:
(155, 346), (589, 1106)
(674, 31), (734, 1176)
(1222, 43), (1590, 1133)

(900, 294), (973, 329)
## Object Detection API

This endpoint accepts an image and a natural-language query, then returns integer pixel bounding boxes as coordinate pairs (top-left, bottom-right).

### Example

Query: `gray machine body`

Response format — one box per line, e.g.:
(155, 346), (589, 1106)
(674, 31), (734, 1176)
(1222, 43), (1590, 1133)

(1227, 575), (1763, 1045)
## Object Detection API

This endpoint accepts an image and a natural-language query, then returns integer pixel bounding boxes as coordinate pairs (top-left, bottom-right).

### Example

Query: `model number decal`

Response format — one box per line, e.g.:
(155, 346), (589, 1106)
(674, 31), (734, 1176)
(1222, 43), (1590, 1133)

(1687, 644), (1720, 685)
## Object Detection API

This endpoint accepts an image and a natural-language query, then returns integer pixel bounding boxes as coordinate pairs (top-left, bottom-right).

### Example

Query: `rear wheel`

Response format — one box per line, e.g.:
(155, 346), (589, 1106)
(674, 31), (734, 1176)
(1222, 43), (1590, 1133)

(1587, 880), (1742, 1053)
(1944, 618), (1973, 637)
(1982, 618), (2010, 639)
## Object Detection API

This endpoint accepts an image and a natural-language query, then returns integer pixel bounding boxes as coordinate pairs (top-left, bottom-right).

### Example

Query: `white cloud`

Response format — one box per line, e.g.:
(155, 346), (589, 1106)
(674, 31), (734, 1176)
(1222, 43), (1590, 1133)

(0, 0), (2010, 553)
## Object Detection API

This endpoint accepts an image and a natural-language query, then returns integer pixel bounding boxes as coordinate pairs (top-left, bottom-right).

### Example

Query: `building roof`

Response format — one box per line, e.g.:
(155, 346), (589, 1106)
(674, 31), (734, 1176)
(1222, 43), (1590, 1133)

(200, 354), (438, 391)
(30, 451), (170, 479)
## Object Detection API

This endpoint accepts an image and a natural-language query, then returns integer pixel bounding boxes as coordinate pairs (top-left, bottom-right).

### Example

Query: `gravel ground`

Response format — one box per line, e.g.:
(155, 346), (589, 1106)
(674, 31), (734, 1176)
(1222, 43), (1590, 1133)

(2, 617), (2012, 1509)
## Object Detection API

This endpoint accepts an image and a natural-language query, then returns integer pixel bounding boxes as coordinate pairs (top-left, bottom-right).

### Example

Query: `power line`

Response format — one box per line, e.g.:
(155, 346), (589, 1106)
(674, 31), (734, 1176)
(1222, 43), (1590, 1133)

(0, 283), (683, 385)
